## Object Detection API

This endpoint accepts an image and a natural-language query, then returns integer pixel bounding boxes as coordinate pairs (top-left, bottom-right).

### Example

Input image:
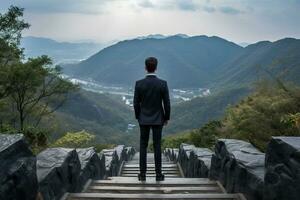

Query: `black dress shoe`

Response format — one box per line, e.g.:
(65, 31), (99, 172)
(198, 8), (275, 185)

(156, 173), (165, 181)
(138, 173), (146, 181)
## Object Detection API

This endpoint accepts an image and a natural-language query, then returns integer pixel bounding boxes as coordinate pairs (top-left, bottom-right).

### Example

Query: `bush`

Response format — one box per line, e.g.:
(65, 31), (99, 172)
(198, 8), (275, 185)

(51, 130), (95, 148)
(220, 81), (300, 150)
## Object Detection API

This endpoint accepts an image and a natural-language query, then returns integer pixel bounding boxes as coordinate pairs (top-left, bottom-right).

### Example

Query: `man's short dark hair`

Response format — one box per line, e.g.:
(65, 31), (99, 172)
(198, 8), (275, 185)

(145, 57), (158, 73)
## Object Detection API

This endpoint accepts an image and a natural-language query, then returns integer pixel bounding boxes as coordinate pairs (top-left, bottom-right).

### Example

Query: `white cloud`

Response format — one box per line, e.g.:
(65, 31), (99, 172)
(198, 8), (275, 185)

(1, 0), (299, 44)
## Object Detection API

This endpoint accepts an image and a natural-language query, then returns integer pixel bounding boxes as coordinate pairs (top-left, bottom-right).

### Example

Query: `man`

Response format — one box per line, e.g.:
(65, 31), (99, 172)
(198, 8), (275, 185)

(133, 57), (171, 181)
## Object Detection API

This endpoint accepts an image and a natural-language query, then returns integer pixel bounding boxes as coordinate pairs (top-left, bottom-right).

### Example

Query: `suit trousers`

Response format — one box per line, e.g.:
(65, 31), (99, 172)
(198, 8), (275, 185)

(139, 124), (163, 174)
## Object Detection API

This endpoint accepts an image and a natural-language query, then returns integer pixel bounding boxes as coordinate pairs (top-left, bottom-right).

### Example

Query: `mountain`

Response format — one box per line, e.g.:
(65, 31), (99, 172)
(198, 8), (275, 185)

(136, 34), (189, 40)
(214, 38), (300, 89)
(63, 35), (243, 88)
(21, 36), (103, 64)
(165, 38), (300, 134)
(136, 34), (168, 40)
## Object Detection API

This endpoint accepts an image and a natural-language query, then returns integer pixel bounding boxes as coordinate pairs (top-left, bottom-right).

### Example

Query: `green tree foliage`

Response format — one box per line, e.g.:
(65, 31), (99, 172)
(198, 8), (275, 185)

(51, 130), (116, 153)
(0, 6), (78, 151)
(281, 112), (300, 130)
(51, 130), (95, 148)
(3, 56), (78, 131)
(160, 120), (222, 150)
(0, 6), (29, 45)
(0, 6), (30, 97)
(162, 80), (300, 151)
(220, 80), (300, 150)
(189, 120), (222, 148)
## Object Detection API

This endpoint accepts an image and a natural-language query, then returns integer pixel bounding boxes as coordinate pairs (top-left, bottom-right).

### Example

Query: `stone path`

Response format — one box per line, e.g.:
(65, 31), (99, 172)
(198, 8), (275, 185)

(67, 153), (247, 200)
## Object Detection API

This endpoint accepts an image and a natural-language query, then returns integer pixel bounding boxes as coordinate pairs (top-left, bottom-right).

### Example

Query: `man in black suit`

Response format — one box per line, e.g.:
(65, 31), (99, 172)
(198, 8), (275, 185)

(133, 57), (171, 181)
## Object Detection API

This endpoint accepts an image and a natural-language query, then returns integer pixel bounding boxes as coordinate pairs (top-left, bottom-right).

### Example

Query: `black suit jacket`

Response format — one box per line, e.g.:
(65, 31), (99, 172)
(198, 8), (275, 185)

(133, 75), (171, 125)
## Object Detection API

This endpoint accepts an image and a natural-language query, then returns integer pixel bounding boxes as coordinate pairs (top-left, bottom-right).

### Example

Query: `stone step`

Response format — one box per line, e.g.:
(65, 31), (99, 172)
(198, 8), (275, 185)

(65, 152), (247, 200)
(124, 164), (177, 168)
(121, 174), (181, 177)
(126, 162), (173, 165)
(122, 168), (178, 171)
(68, 193), (245, 200)
(121, 170), (180, 174)
(92, 177), (218, 187)
(86, 186), (223, 194)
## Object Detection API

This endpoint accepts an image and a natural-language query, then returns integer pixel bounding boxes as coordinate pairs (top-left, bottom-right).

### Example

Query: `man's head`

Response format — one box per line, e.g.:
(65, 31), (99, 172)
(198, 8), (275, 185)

(145, 57), (158, 73)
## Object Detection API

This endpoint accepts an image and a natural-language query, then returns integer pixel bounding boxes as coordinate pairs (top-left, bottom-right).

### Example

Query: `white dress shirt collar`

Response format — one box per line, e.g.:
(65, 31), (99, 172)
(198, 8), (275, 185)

(146, 73), (156, 76)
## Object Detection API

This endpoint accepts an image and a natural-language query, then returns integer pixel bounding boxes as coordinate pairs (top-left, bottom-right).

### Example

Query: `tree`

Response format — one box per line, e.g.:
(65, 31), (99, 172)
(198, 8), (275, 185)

(0, 6), (30, 98)
(6, 55), (78, 131)
(0, 6), (78, 132)
(0, 6), (29, 46)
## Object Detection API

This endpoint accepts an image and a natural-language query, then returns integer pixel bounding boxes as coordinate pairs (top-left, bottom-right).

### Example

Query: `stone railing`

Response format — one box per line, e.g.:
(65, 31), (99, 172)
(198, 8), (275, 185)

(0, 134), (135, 200)
(164, 137), (300, 200)
(164, 144), (213, 178)
(101, 145), (135, 177)
(210, 139), (265, 200)
(164, 147), (179, 162)
(0, 134), (38, 200)
(264, 137), (300, 200)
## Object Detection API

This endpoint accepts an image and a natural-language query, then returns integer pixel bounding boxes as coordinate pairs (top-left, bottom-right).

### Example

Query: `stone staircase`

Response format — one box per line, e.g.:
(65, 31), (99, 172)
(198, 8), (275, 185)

(67, 152), (246, 200)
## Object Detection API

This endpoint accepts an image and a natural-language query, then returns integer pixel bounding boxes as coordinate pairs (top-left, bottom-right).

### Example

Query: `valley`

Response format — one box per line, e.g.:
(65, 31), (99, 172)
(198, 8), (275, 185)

(62, 75), (211, 106)
(19, 34), (300, 146)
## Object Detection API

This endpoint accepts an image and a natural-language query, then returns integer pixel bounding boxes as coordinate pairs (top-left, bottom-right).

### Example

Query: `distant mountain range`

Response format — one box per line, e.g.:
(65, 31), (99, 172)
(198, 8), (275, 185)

(21, 36), (103, 64)
(214, 38), (300, 89)
(63, 35), (300, 89)
(63, 35), (242, 88)
(136, 34), (189, 40)
(19, 34), (300, 144)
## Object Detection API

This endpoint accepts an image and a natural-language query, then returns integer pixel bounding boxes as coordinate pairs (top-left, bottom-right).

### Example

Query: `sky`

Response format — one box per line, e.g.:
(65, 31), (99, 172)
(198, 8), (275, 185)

(0, 0), (300, 44)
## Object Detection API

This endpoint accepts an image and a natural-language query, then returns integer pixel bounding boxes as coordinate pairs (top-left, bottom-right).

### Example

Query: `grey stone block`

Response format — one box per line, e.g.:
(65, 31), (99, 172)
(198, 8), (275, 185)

(210, 139), (265, 200)
(264, 137), (300, 200)
(190, 148), (213, 178)
(37, 148), (81, 200)
(76, 147), (105, 191)
(0, 134), (38, 200)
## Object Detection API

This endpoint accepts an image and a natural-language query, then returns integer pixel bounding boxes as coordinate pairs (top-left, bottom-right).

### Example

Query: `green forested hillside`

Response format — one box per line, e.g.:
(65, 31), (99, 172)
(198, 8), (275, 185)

(163, 81), (300, 151)
(165, 87), (250, 134)
(42, 89), (135, 144)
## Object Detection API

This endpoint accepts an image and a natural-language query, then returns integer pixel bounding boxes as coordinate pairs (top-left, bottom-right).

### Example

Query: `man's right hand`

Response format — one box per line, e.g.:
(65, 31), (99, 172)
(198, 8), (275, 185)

(164, 120), (168, 126)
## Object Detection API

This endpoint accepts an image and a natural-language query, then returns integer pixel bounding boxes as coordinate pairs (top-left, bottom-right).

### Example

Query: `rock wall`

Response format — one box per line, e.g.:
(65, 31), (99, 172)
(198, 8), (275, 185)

(101, 145), (136, 177)
(0, 134), (38, 200)
(37, 148), (81, 200)
(164, 148), (179, 162)
(264, 137), (300, 200)
(190, 147), (213, 178)
(210, 139), (265, 200)
(0, 134), (136, 200)
(76, 147), (105, 191)
(165, 144), (213, 178)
